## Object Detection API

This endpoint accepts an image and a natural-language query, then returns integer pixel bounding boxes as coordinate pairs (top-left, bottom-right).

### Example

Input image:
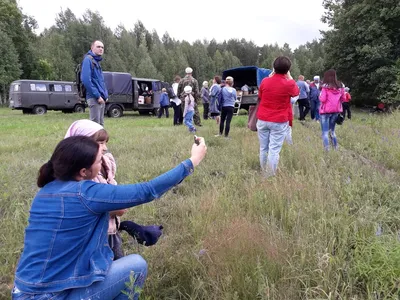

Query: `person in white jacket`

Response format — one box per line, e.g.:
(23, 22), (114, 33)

(170, 75), (182, 126)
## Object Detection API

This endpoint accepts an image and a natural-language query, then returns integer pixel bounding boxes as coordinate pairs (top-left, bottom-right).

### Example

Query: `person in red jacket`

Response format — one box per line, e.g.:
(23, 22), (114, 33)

(256, 56), (299, 176)
(343, 87), (351, 119)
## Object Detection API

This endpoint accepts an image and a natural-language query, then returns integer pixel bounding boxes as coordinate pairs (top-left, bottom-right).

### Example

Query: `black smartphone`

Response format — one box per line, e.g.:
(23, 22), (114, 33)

(194, 135), (200, 145)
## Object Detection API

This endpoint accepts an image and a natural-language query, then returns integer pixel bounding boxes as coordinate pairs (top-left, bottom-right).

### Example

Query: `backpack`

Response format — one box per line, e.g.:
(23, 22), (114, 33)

(75, 54), (96, 99)
(167, 87), (176, 99)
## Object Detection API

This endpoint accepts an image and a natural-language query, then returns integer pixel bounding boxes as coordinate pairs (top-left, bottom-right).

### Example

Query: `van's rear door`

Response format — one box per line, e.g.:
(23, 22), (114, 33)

(9, 82), (22, 108)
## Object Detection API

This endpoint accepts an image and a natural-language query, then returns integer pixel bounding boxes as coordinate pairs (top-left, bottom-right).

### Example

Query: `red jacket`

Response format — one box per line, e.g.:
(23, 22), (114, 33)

(344, 92), (351, 103)
(257, 74), (299, 123)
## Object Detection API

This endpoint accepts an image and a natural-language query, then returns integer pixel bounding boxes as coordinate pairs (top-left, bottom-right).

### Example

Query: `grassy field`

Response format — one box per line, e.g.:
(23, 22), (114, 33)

(0, 107), (400, 300)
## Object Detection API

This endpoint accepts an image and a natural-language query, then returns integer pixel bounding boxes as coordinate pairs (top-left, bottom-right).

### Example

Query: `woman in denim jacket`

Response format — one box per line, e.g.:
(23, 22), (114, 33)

(12, 135), (206, 299)
(64, 119), (164, 260)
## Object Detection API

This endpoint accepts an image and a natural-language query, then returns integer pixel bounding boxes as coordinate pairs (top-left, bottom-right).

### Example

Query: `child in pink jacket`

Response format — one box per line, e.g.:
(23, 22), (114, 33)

(319, 69), (346, 150)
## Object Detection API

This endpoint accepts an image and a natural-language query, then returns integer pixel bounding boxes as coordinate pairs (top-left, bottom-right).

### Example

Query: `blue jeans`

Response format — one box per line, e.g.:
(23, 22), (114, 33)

(12, 254), (147, 300)
(184, 111), (195, 132)
(310, 100), (320, 120)
(257, 120), (289, 176)
(320, 113), (339, 150)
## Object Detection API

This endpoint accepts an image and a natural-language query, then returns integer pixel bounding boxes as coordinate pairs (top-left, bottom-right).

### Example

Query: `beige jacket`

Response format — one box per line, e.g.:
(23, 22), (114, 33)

(91, 152), (123, 235)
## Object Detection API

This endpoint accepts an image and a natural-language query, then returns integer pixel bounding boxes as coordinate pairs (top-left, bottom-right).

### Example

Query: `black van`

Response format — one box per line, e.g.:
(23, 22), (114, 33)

(9, 80), (85, 115)
(103, 72), (168, 118)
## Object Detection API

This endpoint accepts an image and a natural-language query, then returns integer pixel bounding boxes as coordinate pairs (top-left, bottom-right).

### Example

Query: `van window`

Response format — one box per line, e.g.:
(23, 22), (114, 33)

(49, 84), (63, 92)
(13, 84), (20, 92)
(30, 83), (47, 92)
(65, 85), (72, 92)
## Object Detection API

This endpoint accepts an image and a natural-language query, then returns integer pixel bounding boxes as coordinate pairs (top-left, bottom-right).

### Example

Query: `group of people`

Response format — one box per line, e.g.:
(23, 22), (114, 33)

(296, 74), (352, 122)
(12, 40), (352, 299)
(166, 68), (237, 138)
(256, 56), (349, 177)
(12, 118), (207, 299)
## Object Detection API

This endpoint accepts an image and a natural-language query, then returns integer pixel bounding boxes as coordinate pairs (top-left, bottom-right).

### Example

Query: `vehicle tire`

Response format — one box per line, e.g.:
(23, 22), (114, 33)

(32, 106), (47, 115)
(107, 105), (123, 118)
(22, 109), (32, 114)
(74, 104), (85, 113)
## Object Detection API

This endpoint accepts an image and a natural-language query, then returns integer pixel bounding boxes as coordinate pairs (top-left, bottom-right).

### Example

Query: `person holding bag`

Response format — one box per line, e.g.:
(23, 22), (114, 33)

(319, 69), (346, 150)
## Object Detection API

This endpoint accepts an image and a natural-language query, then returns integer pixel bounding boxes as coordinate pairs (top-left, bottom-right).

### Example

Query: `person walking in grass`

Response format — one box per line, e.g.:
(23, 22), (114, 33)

(183, 86), (196, 133)
(178, 67), (202, 127)
(319, 69), (346, 150)
(309, 75), (321, 121)
(342, 87), (352, 120)
(158, 88), (170, 118)
(216, 76), (236, 138)
(296, 75), (310, 121)
(209, 76), (222, 124)
(201, 81), (210, 120)
(256, 56), (299, 176)
(171, 75), (182, 125)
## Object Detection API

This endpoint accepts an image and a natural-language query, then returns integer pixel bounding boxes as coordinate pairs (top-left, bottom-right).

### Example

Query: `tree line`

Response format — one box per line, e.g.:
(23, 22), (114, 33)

(0, 0), (399, 106)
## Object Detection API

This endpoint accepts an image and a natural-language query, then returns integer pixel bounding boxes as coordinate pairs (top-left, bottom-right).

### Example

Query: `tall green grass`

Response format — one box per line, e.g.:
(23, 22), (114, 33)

(0, 108), (399, 299)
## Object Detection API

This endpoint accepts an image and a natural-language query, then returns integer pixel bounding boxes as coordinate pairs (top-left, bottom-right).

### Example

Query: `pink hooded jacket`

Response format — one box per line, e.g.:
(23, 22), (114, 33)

(319, 86), (346, 114)
(65, 120), (123, 235)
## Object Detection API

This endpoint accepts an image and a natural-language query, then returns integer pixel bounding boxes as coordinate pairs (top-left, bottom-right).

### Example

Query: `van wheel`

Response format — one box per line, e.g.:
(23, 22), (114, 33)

(22, 109), (32, 114)
(107, 105), (123, 118)
(33, 106), (47, 115)
(74, 104), (85, 113)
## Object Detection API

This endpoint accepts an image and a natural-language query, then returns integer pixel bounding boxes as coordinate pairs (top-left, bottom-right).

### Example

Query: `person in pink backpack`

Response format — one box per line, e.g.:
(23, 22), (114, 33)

(319, 69), (346, 150)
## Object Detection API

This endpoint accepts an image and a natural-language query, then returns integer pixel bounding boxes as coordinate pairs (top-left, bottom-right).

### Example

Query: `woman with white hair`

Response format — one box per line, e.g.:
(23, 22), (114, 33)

(201, 80), (210, 120)
(216, 76), (236, 138)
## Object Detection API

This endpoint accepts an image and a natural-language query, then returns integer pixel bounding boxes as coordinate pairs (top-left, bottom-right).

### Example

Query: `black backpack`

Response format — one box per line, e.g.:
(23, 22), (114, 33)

(75, 54), (96, 99)
(167, 87), (176, 99)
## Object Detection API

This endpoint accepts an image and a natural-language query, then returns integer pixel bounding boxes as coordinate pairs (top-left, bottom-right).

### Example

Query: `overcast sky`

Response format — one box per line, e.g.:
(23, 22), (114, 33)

(18, 0), (329, 48)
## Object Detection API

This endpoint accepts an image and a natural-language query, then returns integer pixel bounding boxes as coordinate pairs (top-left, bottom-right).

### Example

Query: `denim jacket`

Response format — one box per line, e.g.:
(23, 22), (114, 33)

(14, 159), (193, 294)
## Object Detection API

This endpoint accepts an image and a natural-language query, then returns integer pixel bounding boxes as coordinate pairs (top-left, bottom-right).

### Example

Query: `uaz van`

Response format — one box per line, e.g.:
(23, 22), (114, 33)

(9, 80), (85, 115)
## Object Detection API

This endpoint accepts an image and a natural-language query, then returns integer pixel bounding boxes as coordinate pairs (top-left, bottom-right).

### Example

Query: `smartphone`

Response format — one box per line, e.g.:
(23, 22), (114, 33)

(194, 135), (200, 145)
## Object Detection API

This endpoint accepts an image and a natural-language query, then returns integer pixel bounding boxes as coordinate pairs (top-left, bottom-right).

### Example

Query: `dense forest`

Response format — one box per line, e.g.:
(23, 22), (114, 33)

(0, 0), (399, 106)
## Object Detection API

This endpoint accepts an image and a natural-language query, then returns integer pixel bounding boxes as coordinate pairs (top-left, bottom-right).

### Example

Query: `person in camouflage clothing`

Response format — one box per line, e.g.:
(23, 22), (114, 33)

(177, 67), (202, 126)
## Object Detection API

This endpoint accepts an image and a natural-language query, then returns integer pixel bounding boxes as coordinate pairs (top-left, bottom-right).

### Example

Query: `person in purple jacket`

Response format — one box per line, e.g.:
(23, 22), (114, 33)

(319, 69), (346, 150)
(158, 88), (170, 118)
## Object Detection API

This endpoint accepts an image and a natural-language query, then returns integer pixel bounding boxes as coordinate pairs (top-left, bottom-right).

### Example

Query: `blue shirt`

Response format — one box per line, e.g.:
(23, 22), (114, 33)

(221, 86), (237, 107)
(14, 160), (193, 294)
(296, 80), (309, 100)
(160, 92), (170, 106)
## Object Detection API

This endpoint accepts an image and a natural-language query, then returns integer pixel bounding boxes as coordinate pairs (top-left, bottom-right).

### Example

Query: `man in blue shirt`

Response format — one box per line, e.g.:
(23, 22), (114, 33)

(81, 40), (108, 126)
(296, 75), (310, 121)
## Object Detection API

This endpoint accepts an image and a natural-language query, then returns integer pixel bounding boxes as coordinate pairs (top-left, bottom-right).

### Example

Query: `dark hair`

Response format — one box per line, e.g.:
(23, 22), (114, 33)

(323, 69), (341, 89)
(37, 136), (99, 187)
(214, 76), (221, 84)
(174, 75), (181, 82)
(273, 56), (292, 74)
(91, 129), (109, 143)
